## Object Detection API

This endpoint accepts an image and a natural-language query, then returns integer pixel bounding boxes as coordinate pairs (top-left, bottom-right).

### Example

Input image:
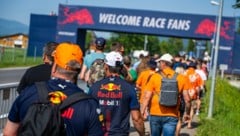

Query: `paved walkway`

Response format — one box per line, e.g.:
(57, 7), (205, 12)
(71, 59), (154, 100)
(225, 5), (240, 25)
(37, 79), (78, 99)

(77, 79), (200, 136)
(129, 79), (239, 136)
(129, 115), (199, 136)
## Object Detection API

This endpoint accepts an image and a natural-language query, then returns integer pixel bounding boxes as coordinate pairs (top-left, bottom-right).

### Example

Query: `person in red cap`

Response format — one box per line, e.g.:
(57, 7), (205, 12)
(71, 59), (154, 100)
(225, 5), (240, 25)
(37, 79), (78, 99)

(4, 42), (104, 136)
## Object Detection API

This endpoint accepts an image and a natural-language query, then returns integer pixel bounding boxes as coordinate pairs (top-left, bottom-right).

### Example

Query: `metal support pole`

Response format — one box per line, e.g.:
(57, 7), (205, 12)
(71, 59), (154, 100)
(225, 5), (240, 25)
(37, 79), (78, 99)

(208, 0), (223, 118)
(144, 35), (148, 51)
(209, 15), (218, 78)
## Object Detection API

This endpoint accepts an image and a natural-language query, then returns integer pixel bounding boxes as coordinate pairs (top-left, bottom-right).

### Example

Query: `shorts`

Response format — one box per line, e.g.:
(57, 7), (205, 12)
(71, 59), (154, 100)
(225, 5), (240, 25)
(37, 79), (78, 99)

(199, 88), (205, 98)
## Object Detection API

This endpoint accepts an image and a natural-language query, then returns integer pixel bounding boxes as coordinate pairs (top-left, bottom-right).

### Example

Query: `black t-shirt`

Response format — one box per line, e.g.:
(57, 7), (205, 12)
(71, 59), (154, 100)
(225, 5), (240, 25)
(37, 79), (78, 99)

(17, 64), (52, 93)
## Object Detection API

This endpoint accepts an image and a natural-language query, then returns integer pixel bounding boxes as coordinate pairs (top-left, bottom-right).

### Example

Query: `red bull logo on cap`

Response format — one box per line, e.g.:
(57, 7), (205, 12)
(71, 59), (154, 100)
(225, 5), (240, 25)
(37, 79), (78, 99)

(195, 18), (233, 40)
(60, 7), (94, 25)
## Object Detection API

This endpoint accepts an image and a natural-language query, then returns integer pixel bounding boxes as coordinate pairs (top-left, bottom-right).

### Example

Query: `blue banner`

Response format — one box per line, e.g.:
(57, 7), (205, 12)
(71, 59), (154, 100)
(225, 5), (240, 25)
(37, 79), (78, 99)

(57, 4), (235, 40)
(55, 4), (236, 70)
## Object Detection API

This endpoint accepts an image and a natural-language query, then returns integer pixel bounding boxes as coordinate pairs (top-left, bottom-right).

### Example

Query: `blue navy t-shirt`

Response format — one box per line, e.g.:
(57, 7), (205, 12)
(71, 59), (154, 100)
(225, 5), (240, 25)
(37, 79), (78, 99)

(89, 76), (140, 136)
(8, 78), (104, 136)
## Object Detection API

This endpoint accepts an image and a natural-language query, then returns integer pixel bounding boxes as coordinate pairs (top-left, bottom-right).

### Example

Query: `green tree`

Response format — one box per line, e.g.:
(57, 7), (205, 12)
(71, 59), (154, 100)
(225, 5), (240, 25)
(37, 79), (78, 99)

(85, 31), (96, 49)
(187, 39), (196, 53)
(205, 41), (211, 53)
(97, 32), (188, 57)
(108, 33), (160, 54)
(146, 36), (161, 55)
(167, 38), (184, 55)
(159, 40), (169, 54)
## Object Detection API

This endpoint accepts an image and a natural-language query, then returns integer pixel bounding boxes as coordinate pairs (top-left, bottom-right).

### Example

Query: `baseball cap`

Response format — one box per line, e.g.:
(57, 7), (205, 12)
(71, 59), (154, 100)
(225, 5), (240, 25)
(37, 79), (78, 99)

(95, 37), (106, 47)
(156, 53), (173, 63)
(148, 58), (157, 68)
(52, 42), (83, 70)
(105, 51), (123, 67)
(188, 62), (197, 69)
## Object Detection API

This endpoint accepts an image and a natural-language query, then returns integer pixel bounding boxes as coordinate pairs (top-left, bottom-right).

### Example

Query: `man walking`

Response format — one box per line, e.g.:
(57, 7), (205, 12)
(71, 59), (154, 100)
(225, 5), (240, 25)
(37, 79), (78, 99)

(4, 42), (104, 136)
(17, 41), (58, 93)
(89, 51), (145, 136)
(141, 53), (191, 136)
(79, 37), (106, 82)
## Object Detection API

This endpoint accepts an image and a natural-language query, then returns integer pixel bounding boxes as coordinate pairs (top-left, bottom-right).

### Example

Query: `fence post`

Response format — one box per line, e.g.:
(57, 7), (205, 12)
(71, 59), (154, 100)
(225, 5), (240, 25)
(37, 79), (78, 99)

(12, 47), (15, 62)
(23, 47), (27, 63)
(0, 46), (2, 62)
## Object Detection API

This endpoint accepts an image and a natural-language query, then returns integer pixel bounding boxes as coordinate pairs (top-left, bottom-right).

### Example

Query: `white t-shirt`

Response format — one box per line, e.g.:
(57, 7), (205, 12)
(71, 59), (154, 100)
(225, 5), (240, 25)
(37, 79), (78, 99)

(196, 69), (207, 81)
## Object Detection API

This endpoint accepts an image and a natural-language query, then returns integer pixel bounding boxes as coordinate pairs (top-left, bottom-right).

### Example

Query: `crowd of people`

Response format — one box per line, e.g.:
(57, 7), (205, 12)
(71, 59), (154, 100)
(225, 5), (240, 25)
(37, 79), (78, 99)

(3, 37), (210, 136)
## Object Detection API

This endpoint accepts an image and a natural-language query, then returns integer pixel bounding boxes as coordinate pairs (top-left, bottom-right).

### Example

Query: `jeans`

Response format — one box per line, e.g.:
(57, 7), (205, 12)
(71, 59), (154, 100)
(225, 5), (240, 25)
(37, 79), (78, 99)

(149, 115), (178, 136)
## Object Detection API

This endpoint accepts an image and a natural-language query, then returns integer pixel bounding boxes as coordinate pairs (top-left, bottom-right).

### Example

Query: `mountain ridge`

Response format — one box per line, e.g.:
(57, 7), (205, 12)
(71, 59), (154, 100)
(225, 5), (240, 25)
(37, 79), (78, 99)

(0, 18), (29, 36)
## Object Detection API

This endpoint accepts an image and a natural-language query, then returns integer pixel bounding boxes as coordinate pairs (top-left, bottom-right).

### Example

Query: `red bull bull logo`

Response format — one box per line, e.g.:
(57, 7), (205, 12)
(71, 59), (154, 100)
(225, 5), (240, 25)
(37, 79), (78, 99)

(98, 83), (122, 99)
(60, 7), (94, 25)
(49, 91), (67, 104)
(100, 83), (121, 91)
(195, 18), (233, 40)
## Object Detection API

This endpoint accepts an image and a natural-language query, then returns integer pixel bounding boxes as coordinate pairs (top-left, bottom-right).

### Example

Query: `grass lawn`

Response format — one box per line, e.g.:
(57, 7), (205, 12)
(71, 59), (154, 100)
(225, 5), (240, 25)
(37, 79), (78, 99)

(0, 47), (42, 68)
(197, 78), (240, 136)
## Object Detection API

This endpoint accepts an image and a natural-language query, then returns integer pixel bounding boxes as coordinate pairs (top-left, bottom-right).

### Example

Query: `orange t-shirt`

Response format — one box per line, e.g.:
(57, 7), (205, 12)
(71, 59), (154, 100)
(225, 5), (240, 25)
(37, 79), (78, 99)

(136, 69), (156, 104)
(185, 68), (203, 100)
(145, 67), (188, 117)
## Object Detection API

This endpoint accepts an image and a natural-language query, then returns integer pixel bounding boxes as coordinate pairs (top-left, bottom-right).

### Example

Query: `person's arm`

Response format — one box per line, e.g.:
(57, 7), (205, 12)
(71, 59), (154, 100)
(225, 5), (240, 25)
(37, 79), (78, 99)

(141, 91), (152, 119)
(182, 90), (191, 122)
(3, 119), (20, 136)
(131, 110), (145, 136)
(79, 64), (87, 80)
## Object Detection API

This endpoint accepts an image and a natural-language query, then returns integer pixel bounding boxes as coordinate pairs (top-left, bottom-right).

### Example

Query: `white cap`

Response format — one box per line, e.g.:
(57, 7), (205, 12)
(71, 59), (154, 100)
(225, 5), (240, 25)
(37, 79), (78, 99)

(105, 51), (123, 67)
(156, 53), (173, 63)
(204, 51), (208, 56)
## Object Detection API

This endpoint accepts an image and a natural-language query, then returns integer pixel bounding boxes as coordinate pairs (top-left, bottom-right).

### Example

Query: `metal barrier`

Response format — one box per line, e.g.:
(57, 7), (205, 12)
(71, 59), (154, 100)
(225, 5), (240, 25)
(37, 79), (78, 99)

(0, 83), (18, 133)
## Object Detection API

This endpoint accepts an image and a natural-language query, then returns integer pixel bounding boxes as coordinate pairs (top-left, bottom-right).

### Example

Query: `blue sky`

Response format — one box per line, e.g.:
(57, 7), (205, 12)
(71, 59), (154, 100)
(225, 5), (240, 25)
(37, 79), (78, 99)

(1, 0), (240, 25)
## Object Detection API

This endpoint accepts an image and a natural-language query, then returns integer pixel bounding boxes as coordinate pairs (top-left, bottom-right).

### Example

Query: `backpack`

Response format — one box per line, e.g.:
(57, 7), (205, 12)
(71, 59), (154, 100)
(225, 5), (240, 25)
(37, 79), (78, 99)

(18, 82), (92, 136)
(87, 59), (105, 87)
(159, 73), (179, 107)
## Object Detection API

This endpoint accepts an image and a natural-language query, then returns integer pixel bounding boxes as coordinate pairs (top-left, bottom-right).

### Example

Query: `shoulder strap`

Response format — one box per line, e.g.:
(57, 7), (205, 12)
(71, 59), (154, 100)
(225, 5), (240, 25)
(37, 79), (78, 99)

(35, 81), (49, 103)
(172, 72), (178, 79)
(36, 82), (93, 110)
(159, 72), (168, 79)
(145, 73), (154, 85)
(160, 72), (177, 79)
(59, 92), (93, 111)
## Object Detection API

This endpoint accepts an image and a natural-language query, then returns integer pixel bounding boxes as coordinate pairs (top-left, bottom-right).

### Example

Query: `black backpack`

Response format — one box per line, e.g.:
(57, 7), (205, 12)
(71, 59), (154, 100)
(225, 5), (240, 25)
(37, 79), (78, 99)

(159, 73), (179, 107)
(18, 82), (92, 136)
